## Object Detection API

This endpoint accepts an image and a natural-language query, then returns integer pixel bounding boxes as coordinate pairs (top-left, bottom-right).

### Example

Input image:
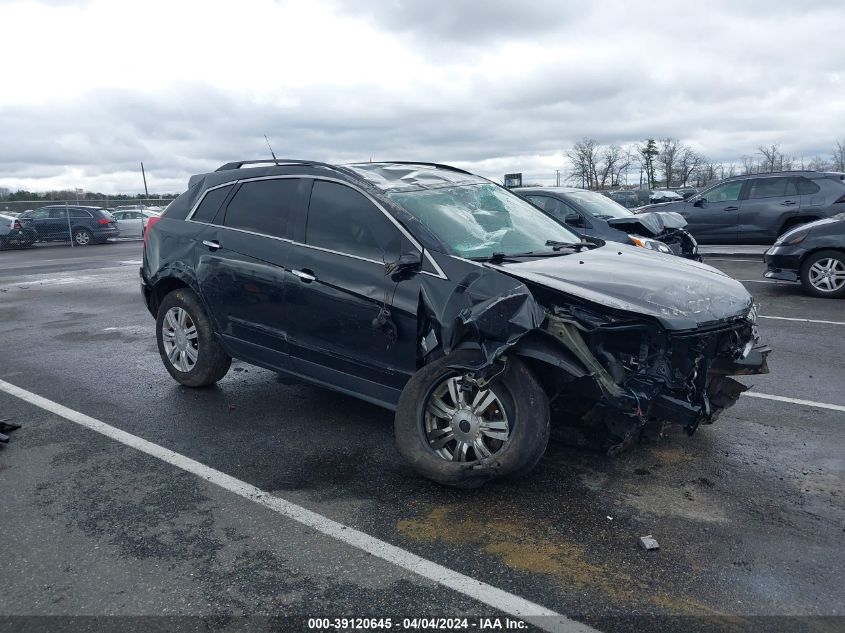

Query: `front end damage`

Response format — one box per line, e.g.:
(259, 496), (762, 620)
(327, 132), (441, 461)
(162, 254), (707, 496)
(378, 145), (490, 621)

(415, 261), (770, 454)
(538, 308), (769, 453)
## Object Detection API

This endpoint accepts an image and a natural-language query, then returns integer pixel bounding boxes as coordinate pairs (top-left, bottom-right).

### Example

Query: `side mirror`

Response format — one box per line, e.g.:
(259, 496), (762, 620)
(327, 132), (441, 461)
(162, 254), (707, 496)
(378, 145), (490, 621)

(693, 197), (705, 207)
(565, 212), (584, 227)
(384, 252), (422, 281)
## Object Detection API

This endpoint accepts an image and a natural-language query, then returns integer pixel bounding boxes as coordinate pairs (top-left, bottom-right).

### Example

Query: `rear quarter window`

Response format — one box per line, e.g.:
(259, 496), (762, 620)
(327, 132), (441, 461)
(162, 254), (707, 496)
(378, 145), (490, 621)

(795, 177), (821, 195)
(192, 185), (234, 224)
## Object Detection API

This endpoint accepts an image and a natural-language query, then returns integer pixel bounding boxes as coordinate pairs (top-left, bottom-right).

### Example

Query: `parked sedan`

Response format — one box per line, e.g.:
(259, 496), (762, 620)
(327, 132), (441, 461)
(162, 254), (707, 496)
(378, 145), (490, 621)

(519, 187), (700, 259)
(111, 209), (160, 237)
(17, 205), (119, 245)
(638, 171), (845, 244)
(764, 213), (845, 298)
(0, 213), (37, 249)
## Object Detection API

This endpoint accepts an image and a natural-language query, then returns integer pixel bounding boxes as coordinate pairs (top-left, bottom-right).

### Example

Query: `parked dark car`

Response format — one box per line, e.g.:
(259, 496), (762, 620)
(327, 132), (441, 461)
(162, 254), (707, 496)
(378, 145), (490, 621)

(17, 205), (119, 245)
(637, 171), (845, 244)
(764, 212), (845, 298)
(142, 160), (768, 488)
(0, 213), (37, 249)
(603, 190), (650, 209)
(518, 187), (700, 259)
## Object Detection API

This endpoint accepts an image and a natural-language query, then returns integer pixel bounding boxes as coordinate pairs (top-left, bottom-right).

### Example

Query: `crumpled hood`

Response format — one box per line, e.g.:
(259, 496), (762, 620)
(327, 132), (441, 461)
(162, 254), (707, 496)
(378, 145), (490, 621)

(606, 210), (687, 237)
(499, 244), (752, 330)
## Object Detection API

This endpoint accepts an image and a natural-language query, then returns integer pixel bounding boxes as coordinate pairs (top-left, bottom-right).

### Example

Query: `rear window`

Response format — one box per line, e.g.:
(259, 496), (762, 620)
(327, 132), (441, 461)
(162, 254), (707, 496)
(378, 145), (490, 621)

(223, 178), (299, 239)
(192, 185), (233, 224)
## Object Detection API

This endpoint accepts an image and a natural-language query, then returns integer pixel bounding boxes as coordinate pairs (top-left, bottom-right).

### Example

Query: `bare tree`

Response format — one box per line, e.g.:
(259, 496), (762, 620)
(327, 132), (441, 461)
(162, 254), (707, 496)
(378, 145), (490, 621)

(808, 155), (830, 172)
(596, 144), (626, 189)
(656, 138), (681, 187)
(740, 156), (756, 175)
(565, 138), (600, 189)
(831, 139), (845, 172)
(613, 145), (635, 187)
(676, 147), (703, 187)
(757, 143), (782, 173)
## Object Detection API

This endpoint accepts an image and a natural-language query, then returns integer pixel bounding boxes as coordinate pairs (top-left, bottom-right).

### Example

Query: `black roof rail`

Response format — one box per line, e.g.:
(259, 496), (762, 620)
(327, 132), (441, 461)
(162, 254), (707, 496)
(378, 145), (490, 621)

(349, 161), (475, 176)
(215, 159), (338, 172)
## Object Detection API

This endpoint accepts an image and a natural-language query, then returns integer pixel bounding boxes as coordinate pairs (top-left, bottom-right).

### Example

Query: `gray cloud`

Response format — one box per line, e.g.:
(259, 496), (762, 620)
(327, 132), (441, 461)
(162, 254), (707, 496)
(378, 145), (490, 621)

(2, 0), (844, 192)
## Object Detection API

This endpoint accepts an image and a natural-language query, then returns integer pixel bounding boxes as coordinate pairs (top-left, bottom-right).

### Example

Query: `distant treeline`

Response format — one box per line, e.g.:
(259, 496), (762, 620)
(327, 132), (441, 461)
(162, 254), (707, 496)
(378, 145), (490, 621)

(0, 189), (179, 202)
(565, 138), (845, 190)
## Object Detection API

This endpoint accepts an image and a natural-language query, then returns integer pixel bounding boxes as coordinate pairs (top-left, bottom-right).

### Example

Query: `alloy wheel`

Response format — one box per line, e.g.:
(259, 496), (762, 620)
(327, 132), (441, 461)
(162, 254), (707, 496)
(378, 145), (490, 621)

(74, 231), (90, 245)
(161, 307), (199, 372)
(423, 376), (510, 462)
(808, 258), (845, 293)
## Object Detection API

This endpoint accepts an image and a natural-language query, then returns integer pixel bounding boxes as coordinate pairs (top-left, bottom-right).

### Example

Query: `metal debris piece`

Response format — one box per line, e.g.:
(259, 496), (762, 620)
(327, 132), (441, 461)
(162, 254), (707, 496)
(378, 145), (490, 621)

(639, 535), (660, 550)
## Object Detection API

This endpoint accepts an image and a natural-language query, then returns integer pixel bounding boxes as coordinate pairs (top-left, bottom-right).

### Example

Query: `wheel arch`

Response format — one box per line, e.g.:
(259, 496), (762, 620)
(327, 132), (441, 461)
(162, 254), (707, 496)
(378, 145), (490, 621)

(779, 215), (819, 236)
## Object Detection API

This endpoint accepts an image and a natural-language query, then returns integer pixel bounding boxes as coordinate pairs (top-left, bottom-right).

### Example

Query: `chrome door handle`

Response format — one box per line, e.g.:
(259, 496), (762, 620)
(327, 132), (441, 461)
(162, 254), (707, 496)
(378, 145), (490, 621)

(780, 200), (797, 206)
(724, 206), (739, 211)
(202, 240), (220, 250)
(292, 269), (316, 282)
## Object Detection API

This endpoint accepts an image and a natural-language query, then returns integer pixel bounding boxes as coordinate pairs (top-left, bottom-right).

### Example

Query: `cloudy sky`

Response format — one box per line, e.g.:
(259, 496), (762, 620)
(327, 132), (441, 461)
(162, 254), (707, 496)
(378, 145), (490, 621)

(1, 0), (843, 194)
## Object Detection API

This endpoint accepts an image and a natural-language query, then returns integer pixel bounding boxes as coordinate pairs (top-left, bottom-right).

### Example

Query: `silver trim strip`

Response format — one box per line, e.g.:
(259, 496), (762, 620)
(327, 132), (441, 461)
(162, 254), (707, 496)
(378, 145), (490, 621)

(185, 173), (448, 280)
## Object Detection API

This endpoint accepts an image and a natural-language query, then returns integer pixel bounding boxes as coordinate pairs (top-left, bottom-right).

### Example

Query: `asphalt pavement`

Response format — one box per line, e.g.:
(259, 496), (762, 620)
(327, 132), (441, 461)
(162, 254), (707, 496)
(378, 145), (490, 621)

(0, 242), (842, 633)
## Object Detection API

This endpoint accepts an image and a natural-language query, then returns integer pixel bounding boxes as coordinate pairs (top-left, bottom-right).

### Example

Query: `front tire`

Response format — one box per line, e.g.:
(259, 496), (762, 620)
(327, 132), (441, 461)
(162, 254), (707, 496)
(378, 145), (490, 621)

(156, 288), (232, 387)
(394, 350), (549, 488)
(800, 250), (845, 298)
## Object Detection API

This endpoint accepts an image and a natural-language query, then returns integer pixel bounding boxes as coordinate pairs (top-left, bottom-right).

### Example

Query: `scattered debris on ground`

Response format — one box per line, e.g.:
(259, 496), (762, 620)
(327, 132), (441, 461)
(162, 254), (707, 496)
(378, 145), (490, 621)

(639, 535), (660, 550)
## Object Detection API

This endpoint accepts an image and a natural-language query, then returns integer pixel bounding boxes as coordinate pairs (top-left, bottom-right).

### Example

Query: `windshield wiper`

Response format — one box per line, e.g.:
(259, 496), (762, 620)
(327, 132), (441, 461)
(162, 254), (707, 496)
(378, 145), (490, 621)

(469, 252), (511, 263)
(545, 239), (592, 252)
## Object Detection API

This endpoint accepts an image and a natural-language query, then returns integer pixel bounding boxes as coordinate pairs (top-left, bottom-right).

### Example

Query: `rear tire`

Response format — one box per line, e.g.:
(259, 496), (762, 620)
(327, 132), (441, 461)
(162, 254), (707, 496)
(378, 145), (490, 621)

(394, 350), (549, 488)
(800, 250), (845, 298)
(73, 228), (93, 246)
(156, 288), (232, 386)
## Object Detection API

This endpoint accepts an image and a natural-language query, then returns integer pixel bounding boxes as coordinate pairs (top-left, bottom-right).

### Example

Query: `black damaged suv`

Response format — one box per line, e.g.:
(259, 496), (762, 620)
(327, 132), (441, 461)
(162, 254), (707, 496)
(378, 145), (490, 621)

(142, 160), (770, 488)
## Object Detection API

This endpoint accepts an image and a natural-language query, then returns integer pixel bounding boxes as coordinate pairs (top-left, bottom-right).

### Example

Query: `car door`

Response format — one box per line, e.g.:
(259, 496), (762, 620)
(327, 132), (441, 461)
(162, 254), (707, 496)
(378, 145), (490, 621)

(47, 207), (72, 240)
(680, 180), (745, 243)
(194, 178), (306, 371)
(284, 178), (423, 406)
(737, 176), (799, 242)
(795, 176), (824, 216)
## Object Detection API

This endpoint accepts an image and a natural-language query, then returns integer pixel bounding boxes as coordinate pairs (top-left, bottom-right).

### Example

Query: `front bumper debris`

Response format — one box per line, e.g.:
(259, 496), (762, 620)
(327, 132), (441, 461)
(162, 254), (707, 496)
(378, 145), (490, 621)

(542, 310), (770, 453)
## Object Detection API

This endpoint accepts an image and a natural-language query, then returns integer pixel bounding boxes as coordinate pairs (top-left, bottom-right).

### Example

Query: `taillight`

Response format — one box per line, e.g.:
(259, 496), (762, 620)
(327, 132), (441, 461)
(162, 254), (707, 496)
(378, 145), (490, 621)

(13, 220), (22, 229)
(143, 216), (161, 246)
(98, 218), (110, 225)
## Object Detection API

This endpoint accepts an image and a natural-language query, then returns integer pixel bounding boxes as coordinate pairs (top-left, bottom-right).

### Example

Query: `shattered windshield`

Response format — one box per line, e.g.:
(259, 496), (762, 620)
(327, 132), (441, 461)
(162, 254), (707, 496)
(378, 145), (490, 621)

(564, 191), (633, 220)
(387, 183), (581, 258)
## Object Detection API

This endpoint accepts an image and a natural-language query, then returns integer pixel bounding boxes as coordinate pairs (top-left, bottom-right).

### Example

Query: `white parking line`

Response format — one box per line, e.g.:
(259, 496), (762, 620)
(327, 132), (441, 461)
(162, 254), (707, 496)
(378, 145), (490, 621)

(743, 392), (845, 412)
(0, 378), (595, 633)
(759, 315), (845, 326)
